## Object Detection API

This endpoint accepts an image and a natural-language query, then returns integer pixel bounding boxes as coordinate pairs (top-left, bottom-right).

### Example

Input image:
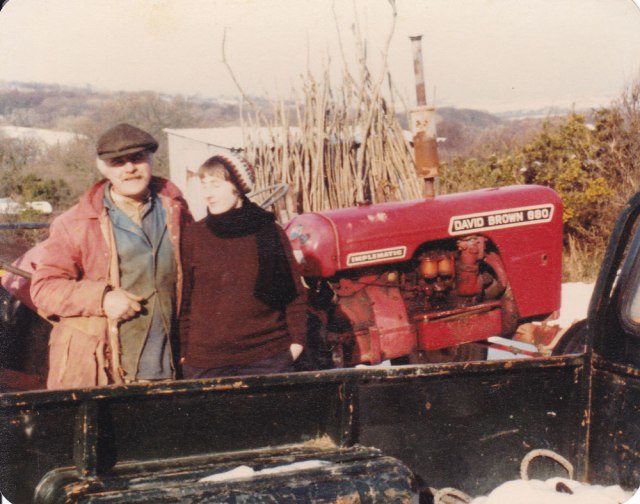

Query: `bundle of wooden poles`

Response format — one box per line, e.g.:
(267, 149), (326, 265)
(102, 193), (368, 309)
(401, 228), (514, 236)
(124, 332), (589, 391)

(241, 70), (423, 221)
(223, 1), (423, 221)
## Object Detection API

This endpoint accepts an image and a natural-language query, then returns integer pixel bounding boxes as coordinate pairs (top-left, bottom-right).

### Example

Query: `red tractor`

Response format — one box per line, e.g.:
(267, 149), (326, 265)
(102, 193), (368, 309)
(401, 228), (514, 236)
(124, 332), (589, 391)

(285, 184), (563, 366)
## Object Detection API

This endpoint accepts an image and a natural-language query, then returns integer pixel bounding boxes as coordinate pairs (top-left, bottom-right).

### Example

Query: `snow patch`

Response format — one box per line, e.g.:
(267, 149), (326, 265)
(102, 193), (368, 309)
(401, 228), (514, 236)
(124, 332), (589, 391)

(470, 477), (632, 504)
(198, 460), (331, 483)
(555, 282), (595, 329)
(0, 125), (85, 147)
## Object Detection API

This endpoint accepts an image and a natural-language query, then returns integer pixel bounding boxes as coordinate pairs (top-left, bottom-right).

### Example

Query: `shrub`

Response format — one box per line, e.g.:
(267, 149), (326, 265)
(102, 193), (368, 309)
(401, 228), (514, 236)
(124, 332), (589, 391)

(1, 173), (71, 212)
(440, 112), (620, 252)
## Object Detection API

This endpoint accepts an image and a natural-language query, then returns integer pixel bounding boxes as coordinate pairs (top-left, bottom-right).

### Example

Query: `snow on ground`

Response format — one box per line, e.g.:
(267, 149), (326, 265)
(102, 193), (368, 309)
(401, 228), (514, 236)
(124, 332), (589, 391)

(555, 282), (595, 329)
(487, 282), (596, 360)
(469, 477), (633, 503)
(0, 125), (85, 147)
(628, 488), (640, 504)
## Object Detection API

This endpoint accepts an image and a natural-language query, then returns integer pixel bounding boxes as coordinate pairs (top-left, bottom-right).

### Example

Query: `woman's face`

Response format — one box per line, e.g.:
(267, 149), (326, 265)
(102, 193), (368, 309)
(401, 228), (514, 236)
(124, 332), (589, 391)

(200, 173), (243, 215)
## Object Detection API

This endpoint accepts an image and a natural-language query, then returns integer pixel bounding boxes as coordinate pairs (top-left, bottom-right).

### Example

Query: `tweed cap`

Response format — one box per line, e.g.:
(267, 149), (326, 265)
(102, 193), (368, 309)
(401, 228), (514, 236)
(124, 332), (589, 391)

(96, 123), (158, 160)
(207, 152), (256, 194)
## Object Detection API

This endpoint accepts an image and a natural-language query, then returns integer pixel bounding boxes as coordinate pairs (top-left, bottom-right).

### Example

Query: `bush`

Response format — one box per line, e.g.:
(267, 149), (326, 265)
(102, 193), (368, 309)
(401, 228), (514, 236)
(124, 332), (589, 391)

(440, 112), (623, 256)
(1, 173), (71, 212)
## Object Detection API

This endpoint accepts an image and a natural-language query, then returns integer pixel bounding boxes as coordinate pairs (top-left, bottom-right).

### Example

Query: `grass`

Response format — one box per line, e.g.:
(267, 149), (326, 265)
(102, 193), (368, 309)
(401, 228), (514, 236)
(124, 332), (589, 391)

(562, 235), (605, 283)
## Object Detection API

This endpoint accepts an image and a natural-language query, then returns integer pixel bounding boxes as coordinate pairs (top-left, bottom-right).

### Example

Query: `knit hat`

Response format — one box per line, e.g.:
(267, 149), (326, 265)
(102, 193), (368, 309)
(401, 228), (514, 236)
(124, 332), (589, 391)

(96, 123), (159, 160)
(207, 152), (256, 194)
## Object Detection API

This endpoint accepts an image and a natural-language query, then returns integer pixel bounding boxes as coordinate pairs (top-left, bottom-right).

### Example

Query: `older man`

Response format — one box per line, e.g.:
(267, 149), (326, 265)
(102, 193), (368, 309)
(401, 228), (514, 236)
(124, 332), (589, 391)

(30, 123), (192, 389)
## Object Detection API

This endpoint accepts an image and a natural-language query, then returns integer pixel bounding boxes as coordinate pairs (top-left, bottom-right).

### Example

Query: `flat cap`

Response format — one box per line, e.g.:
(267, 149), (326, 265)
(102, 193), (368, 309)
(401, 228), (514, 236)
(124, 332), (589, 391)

(96, 123), (158, 160)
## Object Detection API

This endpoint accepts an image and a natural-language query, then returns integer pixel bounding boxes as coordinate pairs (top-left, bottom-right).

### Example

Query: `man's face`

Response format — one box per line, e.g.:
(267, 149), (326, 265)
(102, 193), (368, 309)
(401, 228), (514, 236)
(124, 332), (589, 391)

(100, 150), (153, 201)
(200, 173), (242, 215)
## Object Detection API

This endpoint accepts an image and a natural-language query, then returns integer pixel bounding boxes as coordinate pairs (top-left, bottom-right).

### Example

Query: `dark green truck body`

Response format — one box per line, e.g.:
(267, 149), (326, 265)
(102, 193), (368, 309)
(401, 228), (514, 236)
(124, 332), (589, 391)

(2, 191), (640, 502)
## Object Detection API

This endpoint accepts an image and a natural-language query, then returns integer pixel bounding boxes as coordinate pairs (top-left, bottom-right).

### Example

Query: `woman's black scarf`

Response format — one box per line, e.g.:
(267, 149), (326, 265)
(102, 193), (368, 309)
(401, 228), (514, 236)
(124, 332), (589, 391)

(205, 199), (298, 310)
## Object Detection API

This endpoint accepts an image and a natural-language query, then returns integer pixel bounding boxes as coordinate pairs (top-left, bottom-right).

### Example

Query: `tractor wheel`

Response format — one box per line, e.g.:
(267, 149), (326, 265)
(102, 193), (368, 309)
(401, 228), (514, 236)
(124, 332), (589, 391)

(551, 319), (588, 355)
(249, 183), (289, 210)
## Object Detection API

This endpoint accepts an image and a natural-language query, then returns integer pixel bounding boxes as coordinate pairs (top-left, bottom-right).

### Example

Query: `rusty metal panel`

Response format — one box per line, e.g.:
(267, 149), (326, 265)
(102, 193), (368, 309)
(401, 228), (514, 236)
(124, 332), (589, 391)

(416, 303), (503, 349)
(0, 358), (590, 503)
(588, 360), (640, 490)
(35, 446), (415, 504)
(410, 106), (440, 179)
(0, 377), (348, 504)
(355, 359), (589, 496)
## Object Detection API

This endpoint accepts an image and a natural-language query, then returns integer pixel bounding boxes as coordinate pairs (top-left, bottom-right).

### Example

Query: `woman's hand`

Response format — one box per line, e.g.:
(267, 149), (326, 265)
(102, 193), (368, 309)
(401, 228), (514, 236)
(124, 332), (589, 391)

(290, 343), (303, 361)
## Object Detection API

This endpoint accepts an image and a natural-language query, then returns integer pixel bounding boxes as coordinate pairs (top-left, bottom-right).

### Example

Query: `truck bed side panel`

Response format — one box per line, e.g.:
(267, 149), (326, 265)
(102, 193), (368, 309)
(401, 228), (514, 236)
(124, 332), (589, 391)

(0, 358), (588, 503)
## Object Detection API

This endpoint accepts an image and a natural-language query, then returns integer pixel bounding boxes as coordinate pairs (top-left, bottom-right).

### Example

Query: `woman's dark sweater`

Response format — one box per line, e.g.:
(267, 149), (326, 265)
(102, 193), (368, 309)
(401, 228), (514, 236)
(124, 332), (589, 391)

(179, 219), (307, 369)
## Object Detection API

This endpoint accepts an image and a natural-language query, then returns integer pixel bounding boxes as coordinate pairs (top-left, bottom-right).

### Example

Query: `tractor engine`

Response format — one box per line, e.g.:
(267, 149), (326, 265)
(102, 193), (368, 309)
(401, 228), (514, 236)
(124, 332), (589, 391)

(285, 185), (563, 366)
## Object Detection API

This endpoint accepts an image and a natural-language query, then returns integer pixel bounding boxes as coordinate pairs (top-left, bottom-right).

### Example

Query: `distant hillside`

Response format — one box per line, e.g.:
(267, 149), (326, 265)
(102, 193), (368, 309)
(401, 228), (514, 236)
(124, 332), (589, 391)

(0, 81), (241, 131)
(436, 107), (505, 129)
(0, 80), (577, 164)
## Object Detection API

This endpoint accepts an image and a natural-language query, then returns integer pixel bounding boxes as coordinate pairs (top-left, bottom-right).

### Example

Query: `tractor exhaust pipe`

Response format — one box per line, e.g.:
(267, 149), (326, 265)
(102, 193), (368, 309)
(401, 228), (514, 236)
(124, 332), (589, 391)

(409, 35), (439, 198)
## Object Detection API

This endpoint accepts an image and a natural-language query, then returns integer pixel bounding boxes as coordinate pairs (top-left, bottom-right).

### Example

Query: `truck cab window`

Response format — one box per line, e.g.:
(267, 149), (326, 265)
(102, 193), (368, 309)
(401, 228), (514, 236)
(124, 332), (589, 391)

(616, 217), (640, 332)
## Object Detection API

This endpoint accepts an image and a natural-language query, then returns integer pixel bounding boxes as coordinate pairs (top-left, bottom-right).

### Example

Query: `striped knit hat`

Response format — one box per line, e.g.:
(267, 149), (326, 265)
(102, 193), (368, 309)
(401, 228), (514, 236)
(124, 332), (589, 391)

(209, 152), (255, 194)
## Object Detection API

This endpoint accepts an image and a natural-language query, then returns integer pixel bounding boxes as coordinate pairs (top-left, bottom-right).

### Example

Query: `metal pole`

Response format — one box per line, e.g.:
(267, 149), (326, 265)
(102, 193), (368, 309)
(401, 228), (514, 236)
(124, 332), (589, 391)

(0, 259), (31, 279)
(410, 35), (427, 106)
(409, 35), (439, 198)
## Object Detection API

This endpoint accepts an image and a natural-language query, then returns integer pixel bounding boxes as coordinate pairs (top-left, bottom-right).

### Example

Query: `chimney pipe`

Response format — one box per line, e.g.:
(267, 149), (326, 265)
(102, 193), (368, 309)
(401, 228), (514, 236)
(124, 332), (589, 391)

(410, 35), (427, 106)
(409, 35), (439, 198)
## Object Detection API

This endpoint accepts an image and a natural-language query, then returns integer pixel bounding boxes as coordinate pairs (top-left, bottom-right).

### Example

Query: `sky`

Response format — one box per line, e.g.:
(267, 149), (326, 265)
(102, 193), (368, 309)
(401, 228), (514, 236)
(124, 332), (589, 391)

(1, 0), (640, 114)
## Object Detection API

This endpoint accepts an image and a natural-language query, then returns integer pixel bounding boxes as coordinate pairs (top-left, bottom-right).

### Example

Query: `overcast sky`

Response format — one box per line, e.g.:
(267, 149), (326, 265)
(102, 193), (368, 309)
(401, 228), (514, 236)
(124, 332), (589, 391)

(1, 0), (640, 113)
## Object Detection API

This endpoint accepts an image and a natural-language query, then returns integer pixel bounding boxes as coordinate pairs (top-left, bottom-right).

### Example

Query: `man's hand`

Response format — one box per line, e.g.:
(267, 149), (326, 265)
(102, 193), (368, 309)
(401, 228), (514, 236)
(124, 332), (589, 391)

(102, 288), (144, 322)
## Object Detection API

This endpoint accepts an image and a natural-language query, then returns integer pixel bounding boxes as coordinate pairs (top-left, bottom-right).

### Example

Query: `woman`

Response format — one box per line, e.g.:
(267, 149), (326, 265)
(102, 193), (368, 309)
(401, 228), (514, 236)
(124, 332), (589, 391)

(179, 153), (306, 378)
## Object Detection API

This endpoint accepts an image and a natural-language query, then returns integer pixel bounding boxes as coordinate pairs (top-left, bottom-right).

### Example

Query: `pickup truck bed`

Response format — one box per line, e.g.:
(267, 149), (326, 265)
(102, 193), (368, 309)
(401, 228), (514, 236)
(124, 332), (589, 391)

(4, 191), (640, 503)
(1, 356), (593, 503)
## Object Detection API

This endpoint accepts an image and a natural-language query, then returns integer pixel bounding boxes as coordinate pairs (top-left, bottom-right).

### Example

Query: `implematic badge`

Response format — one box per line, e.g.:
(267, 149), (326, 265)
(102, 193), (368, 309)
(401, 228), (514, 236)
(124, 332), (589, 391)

(346, 246), (408, 266)
(448, 204), (554, 235)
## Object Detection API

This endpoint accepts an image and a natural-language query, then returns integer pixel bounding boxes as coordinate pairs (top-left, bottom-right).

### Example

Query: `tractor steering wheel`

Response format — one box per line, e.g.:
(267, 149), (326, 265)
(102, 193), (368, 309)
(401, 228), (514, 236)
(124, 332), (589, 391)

(249, 183), (289, 210)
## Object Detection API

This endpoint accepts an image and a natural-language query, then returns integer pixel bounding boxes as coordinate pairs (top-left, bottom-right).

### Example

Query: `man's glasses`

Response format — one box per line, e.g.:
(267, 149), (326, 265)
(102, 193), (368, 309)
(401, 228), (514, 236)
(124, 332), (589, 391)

(105, 151), (148, 168)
